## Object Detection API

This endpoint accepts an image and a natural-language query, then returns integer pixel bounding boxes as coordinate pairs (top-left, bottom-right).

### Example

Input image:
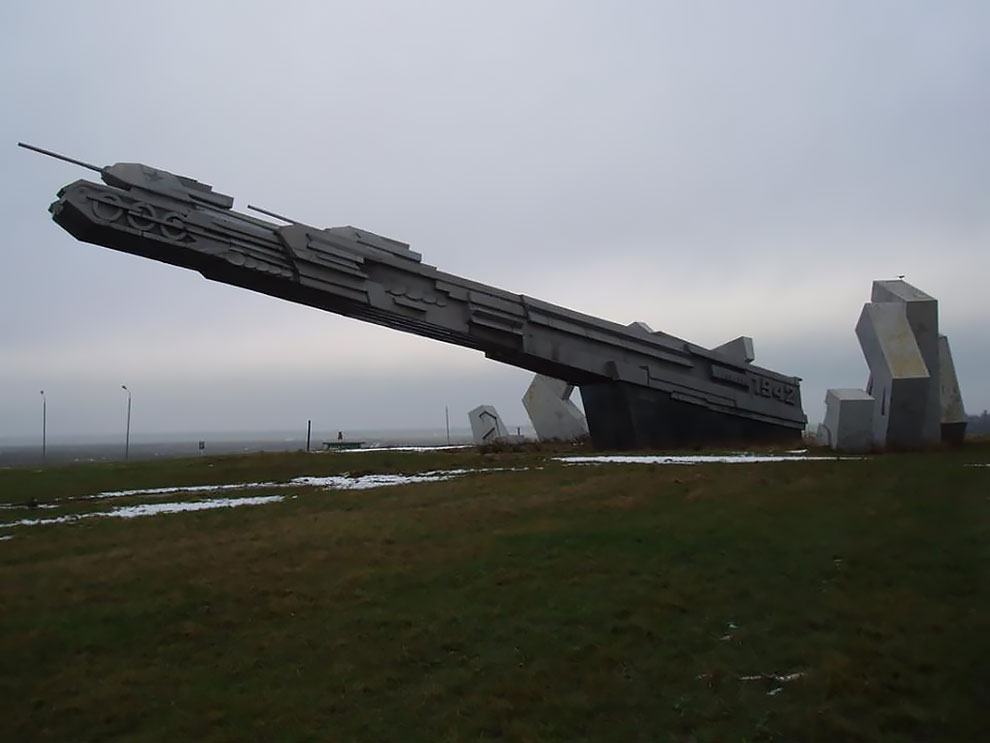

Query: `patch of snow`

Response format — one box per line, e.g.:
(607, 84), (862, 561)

(107, 496), (284, 519)
(290, 468), (503, 490)
(0, 496), (284, 529)
(91, 481), (279, 499)
(0, 535), (13, 541)
(0, 466), (519, 512)
(0, 467), (517, 512)
(90, 468), (505, 499)
(0, 502), (65, 511)
(964, 464), (990, 468)
(557, 454), (860, 465)
(343, 445), (472, 453)
(740, 671), (806, 683)
(2, 514), (82, 528)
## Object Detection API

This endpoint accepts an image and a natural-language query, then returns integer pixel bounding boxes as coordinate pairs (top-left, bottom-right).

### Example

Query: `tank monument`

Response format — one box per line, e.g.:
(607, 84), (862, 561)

(20, 143), (808, 449)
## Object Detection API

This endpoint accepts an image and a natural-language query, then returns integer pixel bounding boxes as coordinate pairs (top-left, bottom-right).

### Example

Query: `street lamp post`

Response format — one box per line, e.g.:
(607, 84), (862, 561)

(121, 385), (131, 460)
(40, 390), (46, 464)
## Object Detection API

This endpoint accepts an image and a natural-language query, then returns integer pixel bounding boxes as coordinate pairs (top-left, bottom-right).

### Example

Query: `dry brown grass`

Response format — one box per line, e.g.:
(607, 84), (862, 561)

(1, 443), (988, 741)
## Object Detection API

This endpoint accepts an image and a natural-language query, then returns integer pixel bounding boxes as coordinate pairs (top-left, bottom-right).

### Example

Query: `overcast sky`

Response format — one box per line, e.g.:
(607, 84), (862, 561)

(1, 1), (987, 442)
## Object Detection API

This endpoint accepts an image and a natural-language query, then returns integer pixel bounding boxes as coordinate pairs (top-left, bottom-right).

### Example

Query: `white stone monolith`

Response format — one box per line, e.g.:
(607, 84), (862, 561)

(856, 301), (932, 448)
(522, 375), (589, 442)
(870, 280), (941, 444)
(938, 334), (967, 444)
(822, 279), (965, 452)
(468, 405), (508, 445)
(820, 389), (875, 452)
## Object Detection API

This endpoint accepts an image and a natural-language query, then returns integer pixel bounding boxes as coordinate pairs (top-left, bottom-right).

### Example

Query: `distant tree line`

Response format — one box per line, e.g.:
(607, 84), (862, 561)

(968, 411), (990, 437)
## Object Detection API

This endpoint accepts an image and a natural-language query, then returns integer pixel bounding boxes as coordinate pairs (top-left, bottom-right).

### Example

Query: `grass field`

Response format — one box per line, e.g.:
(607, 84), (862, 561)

(1, 443), (988, 741)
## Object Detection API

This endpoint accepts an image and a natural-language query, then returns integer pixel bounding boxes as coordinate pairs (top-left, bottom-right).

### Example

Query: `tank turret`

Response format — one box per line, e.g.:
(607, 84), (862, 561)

(18, 142), (233, 209)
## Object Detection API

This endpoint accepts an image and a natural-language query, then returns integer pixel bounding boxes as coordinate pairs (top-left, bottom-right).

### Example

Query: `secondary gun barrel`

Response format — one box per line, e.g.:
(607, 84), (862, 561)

(28, 146), (806, 449)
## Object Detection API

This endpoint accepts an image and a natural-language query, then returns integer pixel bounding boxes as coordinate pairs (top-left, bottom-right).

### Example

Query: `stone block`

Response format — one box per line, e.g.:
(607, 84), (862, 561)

(938, 334), (967, 444)
(856, 301), (932, 448)
(820, 388), (874, 452)
(468, 404), (508, 445)
(871, 280), (941, 443)
(626, 321), (655, 334)
(713, 336), (755, 363)
(522, 374), (589, 441)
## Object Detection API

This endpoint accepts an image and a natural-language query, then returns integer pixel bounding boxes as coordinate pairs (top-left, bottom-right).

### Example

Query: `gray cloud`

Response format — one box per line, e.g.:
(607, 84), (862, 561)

(2, 1), (987, 440)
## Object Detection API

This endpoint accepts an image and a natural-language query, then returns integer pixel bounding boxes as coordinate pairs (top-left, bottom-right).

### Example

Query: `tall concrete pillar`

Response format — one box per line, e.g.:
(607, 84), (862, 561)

(870, 281), (941, 445)
(939, 335), (967, 444)
(856, 301), (932, 448)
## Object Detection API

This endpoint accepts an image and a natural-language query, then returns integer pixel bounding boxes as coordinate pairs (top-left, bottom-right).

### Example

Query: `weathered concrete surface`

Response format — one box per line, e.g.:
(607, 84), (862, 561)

(819, 388), (875, 452)
(938, 334), (967, 444)
(822, 279), (966, 452)
(871, 281), (941, 444)
(626, 321), (655, 334)
(522, 375), (589, 441)
(713, 336), (755, 363)
(468, 405), (508, 445)
(580, 381), (800, 450)
(857, 302), (932, 449)
(38, 152), (809, 450)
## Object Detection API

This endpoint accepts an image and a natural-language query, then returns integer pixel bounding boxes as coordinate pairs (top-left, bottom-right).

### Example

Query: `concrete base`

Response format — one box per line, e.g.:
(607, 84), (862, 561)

(820, 389), (874, 452)
(579, 381), (801, 450)
(522, 375), (589, 441)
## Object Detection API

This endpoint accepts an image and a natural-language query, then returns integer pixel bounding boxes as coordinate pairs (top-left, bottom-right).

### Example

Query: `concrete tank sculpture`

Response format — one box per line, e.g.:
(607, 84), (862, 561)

(822, 279), (966, 451)
(522, 375), (589, 442)
(22, 143), (807, 450)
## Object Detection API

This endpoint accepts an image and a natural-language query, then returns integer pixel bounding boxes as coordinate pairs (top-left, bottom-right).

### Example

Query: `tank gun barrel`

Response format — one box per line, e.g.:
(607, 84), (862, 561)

(18, 142), (102, 173)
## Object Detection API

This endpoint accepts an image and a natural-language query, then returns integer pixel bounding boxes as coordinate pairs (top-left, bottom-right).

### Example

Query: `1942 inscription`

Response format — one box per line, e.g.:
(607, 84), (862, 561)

(749, 375), (798, 405)
(710, 365), (798, 406)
